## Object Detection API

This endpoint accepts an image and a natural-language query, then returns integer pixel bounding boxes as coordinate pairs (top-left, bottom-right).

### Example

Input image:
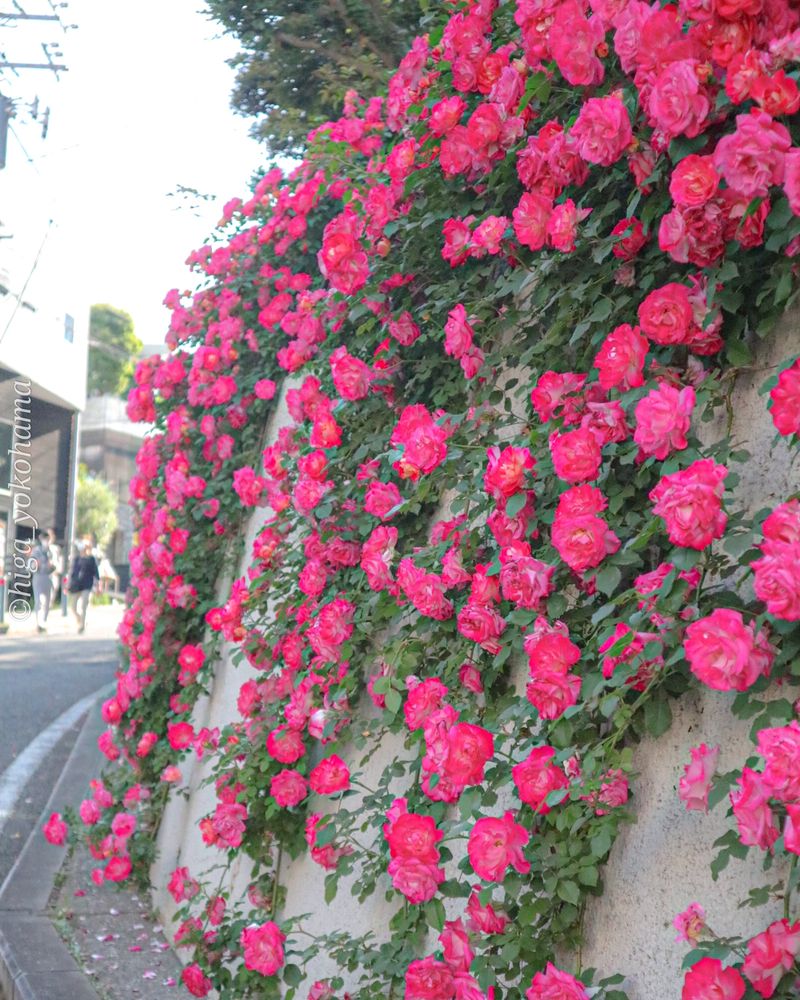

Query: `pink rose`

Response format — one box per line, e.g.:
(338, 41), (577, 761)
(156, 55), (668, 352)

(309, 755), (350, 795)
(649, 458), (728, 550)
(388, 857), (445, 904)
(526, 962), (589, 999)
(484, 445), (535, 499)
(551, 511), (620, 573)
(384, 801), (443, 864)
(500, 548), (555, 610)
(182, 964), (212, 997)
(549, 427), (602, 483)
(442, 723), (495, 786)
(784, 147), (800, 215)
(270, 769), (308, 808)
(752, 542), (800, 621)
(684, 609), (773, 692)
(405, 956), (456, 999)
(678, 743), (720, 812)
(757, 722), (800, 801)
(444, 304), (475, 359)
(730, 768), (780, 851)
(634, 384), (695, 460)
(670, 155), (720, 207)
(364, 480), (402, 520)
(468, 812), (530, 882)
(570, 94), (633, 166)
(638, 283), (693, 345)
(241, 921), (286, 977)
(769, 358), (800, 437)
(714, 111), (791, 199)
(593, 324), (648, 391)
(457, 602), (506, 654)
(512, 746), (569, 813)
(648, 60), (710, 139)
(513, 192), (553, 251)
(742, 919), (800, 998)
(682, 958), (745, 1000)
(466, 890), (509, 934)
(42, 812), (68, 846)
(674, 903), (707, 944)
(439, 918), (473, 974)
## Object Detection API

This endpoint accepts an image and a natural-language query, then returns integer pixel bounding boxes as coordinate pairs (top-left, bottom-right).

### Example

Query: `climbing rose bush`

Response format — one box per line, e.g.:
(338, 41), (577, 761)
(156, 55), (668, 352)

(45, 0), (800, 996)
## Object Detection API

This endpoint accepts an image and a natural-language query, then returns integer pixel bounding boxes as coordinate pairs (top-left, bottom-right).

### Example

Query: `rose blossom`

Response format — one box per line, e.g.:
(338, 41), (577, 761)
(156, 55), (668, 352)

(742, 919), (800, 998)
(405, 956), (455, 999)
(670, 155), (720, 207)
(678, 744), (720, 812)
(638, 283), (693, 345)
(649, 459), (728, 550)
(512, 746), (569, 813)
(714, 111), (791, 200)
(270, 769), (308, 808)
(730, 768), (780, 851)
(682, 957), (745, 1000)
(549, 427), (602, 483)
(484, 445), (535, 499)
(570, 94), (633, 166)
(526, 963), (588, 999)
(43, 812), (68, 846)
(684, 609), (773, 692)
(593, 324), (648, 391)
(757, 721), (800, 801)
(769, 358), (800, 436)
(634, 384), (695, 460)
(468, 811), (530, 882)
(309, 755), (350, 795)
(240, 921), (286, 977)
(182, 964), (212, 997)
(674, 903), (707, 944)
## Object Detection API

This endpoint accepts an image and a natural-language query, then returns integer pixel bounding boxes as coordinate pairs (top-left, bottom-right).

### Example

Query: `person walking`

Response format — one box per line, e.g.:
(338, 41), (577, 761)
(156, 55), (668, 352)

(31, 530), (55, 634)
(47, 527), (63, 607)
(68, 541), (100, 634)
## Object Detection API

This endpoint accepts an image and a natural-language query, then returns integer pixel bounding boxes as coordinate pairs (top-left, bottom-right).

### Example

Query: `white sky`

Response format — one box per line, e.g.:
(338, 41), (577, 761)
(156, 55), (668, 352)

(0, 0), (269, 347)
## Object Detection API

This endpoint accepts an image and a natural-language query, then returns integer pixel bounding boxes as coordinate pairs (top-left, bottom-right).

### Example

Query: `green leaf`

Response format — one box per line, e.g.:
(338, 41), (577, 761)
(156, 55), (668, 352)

(595, 564), (622, 597)
(384, 688), (402, 716)
(556, 879), (581, 906)
(642, 694), (672, 738)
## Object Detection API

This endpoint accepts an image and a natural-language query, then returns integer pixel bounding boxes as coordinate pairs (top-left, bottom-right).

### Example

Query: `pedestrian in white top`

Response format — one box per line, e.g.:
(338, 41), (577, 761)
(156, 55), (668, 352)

(30, 530), (54, 634)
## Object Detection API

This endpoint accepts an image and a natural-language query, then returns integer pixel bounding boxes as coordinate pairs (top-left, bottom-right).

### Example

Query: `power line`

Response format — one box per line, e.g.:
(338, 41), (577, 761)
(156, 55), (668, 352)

(0, 218), (53, 346)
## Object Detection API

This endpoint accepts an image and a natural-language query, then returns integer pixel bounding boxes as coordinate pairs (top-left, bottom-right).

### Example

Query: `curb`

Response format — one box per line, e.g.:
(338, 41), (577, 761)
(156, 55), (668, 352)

(0, 694), (110, 1000)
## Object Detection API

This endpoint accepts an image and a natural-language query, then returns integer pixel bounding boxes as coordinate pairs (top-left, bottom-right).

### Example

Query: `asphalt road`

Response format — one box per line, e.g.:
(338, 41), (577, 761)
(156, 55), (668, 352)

(0, 614), (120, 888)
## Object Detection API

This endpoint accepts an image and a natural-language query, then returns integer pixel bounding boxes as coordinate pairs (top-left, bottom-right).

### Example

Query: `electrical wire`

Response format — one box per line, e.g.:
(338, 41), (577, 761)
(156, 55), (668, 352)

(0, 216), (52, 345)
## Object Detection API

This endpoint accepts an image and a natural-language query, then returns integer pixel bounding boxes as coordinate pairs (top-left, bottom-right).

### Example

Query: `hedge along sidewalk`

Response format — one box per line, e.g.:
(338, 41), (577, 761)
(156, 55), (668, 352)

(0, 693), (182, 1000)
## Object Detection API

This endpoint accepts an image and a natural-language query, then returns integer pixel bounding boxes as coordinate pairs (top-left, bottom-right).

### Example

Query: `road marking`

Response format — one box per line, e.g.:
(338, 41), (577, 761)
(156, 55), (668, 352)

(0, 687), (107, 832)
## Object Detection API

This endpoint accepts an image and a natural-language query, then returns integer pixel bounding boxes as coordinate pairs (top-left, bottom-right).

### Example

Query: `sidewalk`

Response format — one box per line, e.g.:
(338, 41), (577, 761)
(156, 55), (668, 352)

(1, 601), (125, 642)
(0, 639), (184, 1000)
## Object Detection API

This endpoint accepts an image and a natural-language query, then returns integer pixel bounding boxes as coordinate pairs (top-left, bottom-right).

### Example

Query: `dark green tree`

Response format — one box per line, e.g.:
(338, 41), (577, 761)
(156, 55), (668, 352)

(204, 0), (427, 154)
(87, 304), (142, 397)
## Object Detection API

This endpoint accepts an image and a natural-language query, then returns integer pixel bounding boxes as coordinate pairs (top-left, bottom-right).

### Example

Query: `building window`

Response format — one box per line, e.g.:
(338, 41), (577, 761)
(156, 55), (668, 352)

(0, 419), (11, 492)
(64, 313), (74, 343)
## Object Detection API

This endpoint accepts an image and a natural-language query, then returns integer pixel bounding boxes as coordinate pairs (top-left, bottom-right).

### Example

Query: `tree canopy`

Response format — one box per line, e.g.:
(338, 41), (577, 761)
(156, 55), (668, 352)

(204, 0), (426, 153)
(75, 466), (118, 550)
(87, 304), (142, 397)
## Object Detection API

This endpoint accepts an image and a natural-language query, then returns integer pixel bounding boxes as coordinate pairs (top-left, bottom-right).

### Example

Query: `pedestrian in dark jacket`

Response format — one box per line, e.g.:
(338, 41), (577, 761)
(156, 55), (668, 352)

(69, 541), (99, 634)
